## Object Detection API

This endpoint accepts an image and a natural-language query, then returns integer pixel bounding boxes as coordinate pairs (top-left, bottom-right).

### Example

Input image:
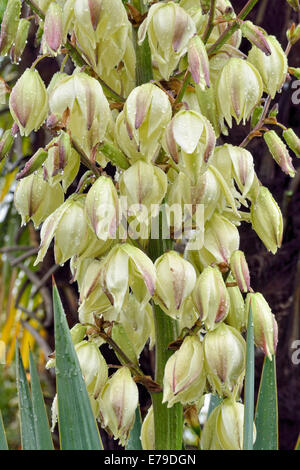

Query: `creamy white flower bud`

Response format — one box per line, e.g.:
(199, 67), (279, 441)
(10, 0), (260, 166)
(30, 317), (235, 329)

(192, 266), (230, 330)
(116, 83), (172, 164)
(154, 251), (196, 320)
(98, 367), (138, 446)
(163, 336), (206, 407)
(138, 2), (196, 80)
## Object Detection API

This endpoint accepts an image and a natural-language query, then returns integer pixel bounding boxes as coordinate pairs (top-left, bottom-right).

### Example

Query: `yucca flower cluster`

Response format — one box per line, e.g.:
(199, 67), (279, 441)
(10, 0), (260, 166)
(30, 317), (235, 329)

(1, 0), (299, 451)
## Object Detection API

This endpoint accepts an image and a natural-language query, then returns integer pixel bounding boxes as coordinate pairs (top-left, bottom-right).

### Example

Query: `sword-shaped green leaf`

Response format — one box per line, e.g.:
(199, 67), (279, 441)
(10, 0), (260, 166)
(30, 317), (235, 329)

(254, 356), (278, 450)
(16, 348), (37, 450)
(126, 407), (143, 450)
(53, 283), (103, 450)
(243, 305), (255, 450)
(29, 350), (53, 450)
(0, 410), (8, 450)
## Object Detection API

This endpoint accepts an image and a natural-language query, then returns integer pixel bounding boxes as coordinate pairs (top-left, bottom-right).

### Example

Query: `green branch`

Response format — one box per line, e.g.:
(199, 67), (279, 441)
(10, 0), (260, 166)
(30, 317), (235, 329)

(24, 0), (44, 20)
(208, 0), (260, 55)
(203, 0), (217, 44)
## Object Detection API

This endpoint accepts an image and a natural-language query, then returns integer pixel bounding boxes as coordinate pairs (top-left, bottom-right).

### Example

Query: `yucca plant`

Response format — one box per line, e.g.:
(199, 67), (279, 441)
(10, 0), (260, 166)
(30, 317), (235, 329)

(0, 0), (300, 451)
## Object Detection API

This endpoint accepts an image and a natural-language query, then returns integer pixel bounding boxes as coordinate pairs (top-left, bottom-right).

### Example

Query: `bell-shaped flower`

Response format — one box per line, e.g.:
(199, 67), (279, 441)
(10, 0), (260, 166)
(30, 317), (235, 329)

(216, 58), (263, 128)
(250, 186), (283, 254)
(187, 212), (240, 270)
(154, 251), (196, 320)
(85, 176), (120, 241)
(49, 71), (111, 156)
(225, 277), (247, 332)
(192, 168), (222, 221)
(138, 2), (196, 80)
(192, 265), (230, 330)
(9, 68), (49, 136)
(43, 131), (80, 192)
(229, 250), (251, 293)
(201, 398), (256, 450)
(119, 295), (155, 358)
(75, 340), (108, 398)
(163, 110), (216, 184)
(35, 195), (109, 266)
(213, 144), (255, 199)
(100, 243), (156, 314)
(245, 292), (278, 360)
(119, 161), (167, 210)
(14, 170), (64, 228)
(208, 44), (247, 86)
(166, 171), (194, 235)
(200, 404), (223, 450)
(248, 35), (288, 98)
(116, 83), (172, 163)
(73, 0), (133, 95)
(162, 336), (206, 407)
(119, 161), (167, 241)
(77, 258), (117, 325)
(98, 367), (138, 447)
(42, 2), (63, 56)
(204, 323), (246, 397)
(187, 35), (210, 90)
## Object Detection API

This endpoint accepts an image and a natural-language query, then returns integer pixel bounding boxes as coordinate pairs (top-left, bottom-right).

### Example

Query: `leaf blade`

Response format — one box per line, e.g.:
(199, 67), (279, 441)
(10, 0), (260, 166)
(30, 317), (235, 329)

(254, 356), (278, 450)
(243, 305), (255, 450)
(29, 350), (54, 450)
(0, 410), (8, 450)
(126, 407), (143, 450)
(17, 348), (38, 450)
(53, 283), (103, 450)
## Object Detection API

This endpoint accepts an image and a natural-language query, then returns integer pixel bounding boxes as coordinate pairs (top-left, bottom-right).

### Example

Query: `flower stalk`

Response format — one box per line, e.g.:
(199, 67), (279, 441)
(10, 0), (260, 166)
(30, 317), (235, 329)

(208, 0), (260, 55)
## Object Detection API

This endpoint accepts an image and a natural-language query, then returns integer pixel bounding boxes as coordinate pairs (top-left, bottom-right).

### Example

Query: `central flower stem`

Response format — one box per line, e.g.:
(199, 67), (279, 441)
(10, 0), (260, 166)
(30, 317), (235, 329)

(132, 0), (184, 448)
(148, 213), (183, 450)
(151, 304), (184, 450)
